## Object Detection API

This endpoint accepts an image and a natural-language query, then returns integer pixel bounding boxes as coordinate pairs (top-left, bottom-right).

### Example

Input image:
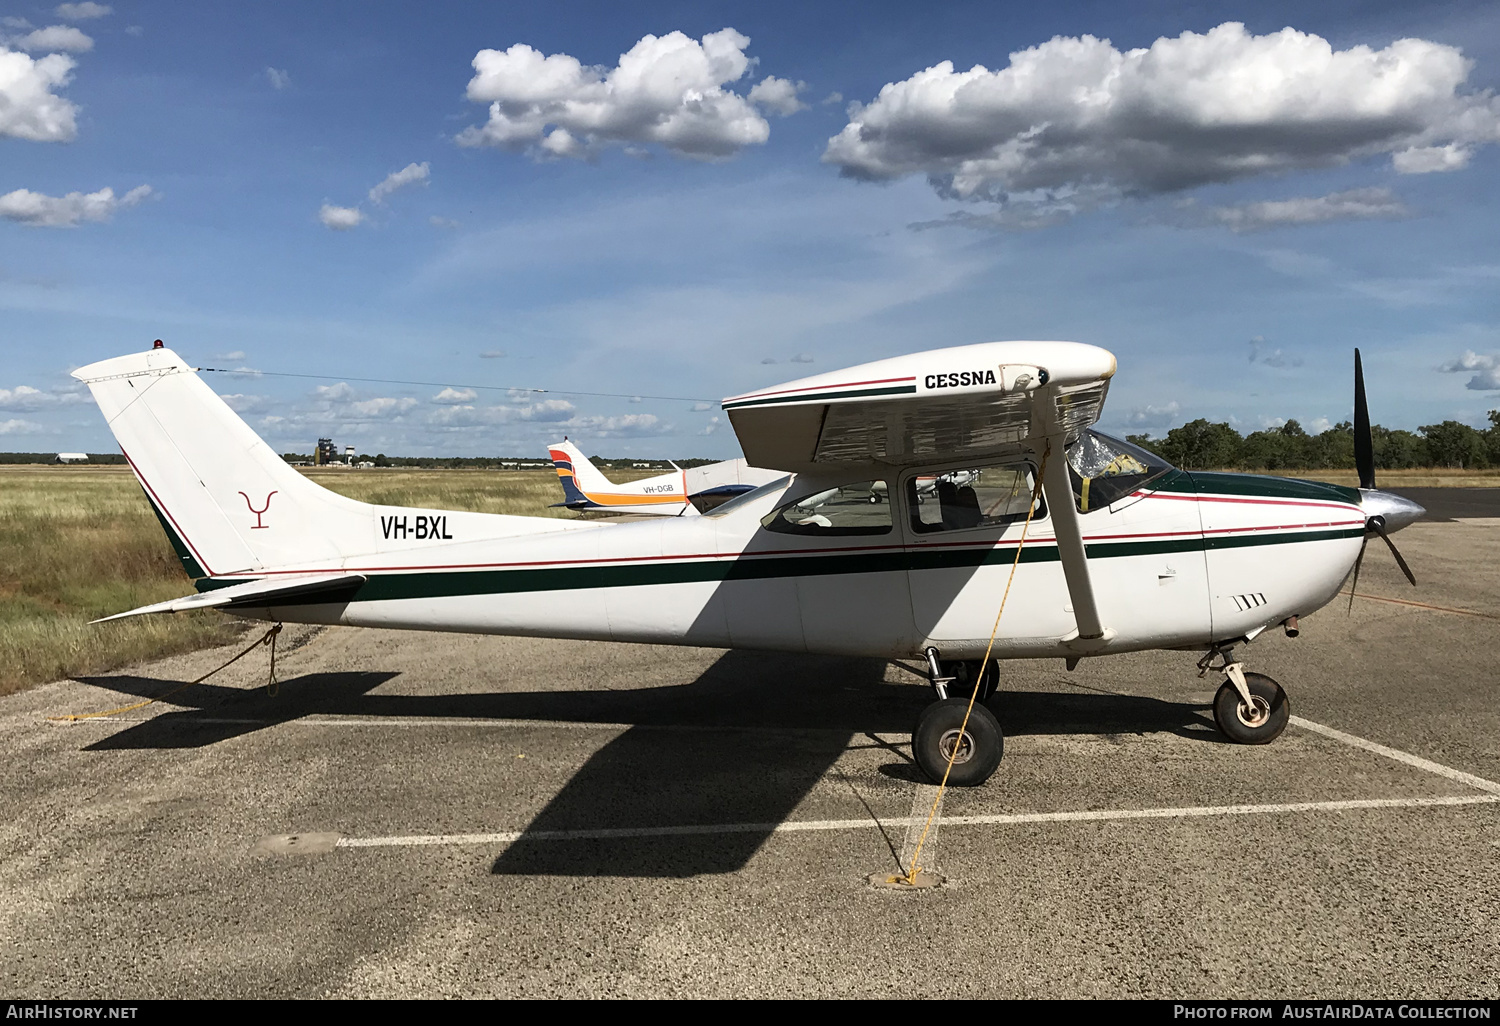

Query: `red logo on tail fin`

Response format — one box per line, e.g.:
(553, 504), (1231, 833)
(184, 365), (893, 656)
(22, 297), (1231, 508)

(238, 490), (277, 529)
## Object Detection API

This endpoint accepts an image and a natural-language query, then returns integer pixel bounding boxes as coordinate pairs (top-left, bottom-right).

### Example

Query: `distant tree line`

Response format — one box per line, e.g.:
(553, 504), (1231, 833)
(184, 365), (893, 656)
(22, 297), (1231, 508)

(1125, 411), (1500, 471)
(0, 452), (127, 464)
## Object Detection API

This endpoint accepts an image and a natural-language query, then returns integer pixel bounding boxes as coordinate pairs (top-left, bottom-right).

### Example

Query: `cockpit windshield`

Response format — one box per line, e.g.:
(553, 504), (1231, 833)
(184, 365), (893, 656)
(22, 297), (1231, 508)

(1065, 430), (1174, 512)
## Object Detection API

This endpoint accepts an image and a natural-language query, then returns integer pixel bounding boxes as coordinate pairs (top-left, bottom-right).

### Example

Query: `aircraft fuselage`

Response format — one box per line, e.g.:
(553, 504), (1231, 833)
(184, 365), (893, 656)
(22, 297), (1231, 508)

(220, 464), (1369, 662)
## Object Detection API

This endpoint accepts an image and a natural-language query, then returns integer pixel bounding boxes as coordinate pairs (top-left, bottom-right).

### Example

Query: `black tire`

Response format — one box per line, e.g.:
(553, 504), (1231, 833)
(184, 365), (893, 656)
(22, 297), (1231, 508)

(1213, 672), (1290, 744)
(913, 698), (1004, 786)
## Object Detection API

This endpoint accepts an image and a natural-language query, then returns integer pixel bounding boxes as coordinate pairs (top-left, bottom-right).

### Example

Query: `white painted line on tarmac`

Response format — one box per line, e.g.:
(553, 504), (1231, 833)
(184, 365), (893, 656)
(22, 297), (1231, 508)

(1291, 716), (1500, 795)
(334, 794), (1500, 849)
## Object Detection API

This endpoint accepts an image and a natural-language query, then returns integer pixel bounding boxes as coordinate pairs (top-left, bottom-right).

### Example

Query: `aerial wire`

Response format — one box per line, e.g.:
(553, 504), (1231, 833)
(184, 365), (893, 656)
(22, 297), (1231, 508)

(197, 366), (718, 405)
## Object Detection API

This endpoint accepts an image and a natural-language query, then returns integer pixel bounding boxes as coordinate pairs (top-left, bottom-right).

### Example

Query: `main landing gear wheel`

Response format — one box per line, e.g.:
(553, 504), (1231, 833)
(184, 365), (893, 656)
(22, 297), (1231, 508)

(913, 698), (1003, 786)
(1213, 672), (1290, 744)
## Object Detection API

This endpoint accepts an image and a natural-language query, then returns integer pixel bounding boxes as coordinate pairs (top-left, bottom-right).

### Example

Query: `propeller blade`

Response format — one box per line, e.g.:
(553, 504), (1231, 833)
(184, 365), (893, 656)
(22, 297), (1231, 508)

(1354, 348), (1375, 490)
(1347, 535), (1368, 615)
(1373, 520), (1417, 586)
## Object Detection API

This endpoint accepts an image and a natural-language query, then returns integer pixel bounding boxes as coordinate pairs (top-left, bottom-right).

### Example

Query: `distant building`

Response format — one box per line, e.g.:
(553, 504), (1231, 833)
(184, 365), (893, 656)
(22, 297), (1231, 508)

(315, 438), (338, 466)
(55, 452), (89, 464)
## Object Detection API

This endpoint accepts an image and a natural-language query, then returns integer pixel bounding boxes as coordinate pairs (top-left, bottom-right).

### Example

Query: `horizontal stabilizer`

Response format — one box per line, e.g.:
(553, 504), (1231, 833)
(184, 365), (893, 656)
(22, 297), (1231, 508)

(92, 572), (367, 622)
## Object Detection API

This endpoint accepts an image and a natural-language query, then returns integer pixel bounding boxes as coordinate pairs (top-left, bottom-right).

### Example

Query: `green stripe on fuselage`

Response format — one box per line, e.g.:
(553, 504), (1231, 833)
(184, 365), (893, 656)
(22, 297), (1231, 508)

(218, 523), (1362, 604)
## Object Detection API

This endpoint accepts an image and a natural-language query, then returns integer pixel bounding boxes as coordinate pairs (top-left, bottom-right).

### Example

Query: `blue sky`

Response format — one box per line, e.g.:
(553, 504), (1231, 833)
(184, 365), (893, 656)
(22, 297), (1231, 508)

(2, 0), (1499, 457)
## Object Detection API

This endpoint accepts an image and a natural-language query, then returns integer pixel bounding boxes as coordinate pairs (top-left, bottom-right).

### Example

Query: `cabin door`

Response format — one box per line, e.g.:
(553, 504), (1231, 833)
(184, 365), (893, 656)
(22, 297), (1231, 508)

(903, 459), (1075, 651)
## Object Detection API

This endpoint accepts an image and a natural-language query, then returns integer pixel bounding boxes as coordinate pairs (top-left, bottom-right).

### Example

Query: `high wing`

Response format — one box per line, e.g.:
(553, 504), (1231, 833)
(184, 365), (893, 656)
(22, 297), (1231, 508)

(723, 340), (1118, 646)
(722, 340), (1115, 471)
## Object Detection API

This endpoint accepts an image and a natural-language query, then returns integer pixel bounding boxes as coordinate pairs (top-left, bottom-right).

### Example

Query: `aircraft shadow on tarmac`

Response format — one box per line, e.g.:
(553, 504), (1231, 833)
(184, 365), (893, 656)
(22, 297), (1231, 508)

(75, 651), (1218, 877)
(74, 671), (401, 750)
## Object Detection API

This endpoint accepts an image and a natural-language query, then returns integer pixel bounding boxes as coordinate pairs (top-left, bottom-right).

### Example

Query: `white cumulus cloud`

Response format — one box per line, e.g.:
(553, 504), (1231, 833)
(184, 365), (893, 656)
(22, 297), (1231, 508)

(318, 203), (364, 230)
(11, 25), (92, 52)
(1126, 401), (1182, 426)
(0, 417), (42, 434)
(0, 385), (63, 409)
(432, 386), (478, 404)
(348, 396), (417, 418)
(0, 184), (151, 227)
(1208, 187), (1411, 232)
(1392, 143), (1471, 173)
(369, 161), (430, 203)
(265, 67), (290, 90)
(457, 28), (772, 160)
(824, 23), (1500, 219)
(219, 393), (270, 414)
(1438, 351), (1500, 390)
(563, 412), (663, 437)
(54, 3), (111, 20)
(0, 46), (78, 141)
(748, 76), (806, 116)
(0, 384), (85, 409)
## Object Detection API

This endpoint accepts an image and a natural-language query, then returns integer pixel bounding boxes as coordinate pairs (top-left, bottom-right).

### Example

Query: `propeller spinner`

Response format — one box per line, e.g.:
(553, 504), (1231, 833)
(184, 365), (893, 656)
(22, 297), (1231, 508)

(1348, 349), (1423, 610)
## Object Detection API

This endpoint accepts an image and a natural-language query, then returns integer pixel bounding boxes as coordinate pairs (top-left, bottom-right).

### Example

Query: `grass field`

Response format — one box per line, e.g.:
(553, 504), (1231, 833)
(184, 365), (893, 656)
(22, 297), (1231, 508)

(0, 461), (1491, 698)
(0, 465), (650, 697)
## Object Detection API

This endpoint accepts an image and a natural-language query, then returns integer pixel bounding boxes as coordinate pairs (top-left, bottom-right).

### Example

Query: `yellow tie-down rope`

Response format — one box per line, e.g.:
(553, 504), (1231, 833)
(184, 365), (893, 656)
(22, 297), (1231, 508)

(50, 622), (283, 722)
(903, 443), (1051, 885)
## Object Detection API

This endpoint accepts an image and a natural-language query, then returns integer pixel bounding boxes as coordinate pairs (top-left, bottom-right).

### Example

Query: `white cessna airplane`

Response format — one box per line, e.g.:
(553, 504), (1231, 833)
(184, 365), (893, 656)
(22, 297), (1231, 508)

(546, 438), (783, 516)
(76, 340), (1422, 785)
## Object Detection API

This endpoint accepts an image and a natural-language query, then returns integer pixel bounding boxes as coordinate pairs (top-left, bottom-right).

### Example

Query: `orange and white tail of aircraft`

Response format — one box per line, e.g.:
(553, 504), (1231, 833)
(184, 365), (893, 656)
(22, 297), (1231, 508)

(547, 439), (782, 516)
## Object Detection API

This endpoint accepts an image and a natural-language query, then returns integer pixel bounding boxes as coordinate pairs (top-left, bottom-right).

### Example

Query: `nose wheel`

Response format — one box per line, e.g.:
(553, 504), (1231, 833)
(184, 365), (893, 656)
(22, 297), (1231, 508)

(1212, 669), (1290, 744)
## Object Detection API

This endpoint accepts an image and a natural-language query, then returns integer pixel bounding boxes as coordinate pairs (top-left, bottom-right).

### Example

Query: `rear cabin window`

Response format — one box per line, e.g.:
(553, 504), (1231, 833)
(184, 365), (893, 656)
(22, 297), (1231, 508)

(762, 480), (892, 536)
(908, 464), (1042, 534)
(1066, 431), (1174, 512)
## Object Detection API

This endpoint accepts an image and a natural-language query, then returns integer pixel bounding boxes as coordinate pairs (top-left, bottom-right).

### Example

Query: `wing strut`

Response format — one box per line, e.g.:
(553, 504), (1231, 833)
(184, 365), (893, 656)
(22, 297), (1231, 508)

(1036, 426), (1113, 649)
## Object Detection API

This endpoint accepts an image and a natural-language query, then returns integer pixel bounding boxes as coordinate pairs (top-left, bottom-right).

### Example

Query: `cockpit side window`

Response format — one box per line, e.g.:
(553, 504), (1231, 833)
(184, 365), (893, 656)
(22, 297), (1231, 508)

(907, 463), (1043, 534)
(1065, 430), (1174, 512)
(762, 480), (891, 536)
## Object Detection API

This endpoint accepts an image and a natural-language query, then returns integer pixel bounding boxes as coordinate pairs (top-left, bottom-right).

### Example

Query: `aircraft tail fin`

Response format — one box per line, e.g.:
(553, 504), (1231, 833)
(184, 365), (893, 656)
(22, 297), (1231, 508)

(548, 439), (627, 507)
(547, 440), (593, 508)
(73, 347), (379, 577)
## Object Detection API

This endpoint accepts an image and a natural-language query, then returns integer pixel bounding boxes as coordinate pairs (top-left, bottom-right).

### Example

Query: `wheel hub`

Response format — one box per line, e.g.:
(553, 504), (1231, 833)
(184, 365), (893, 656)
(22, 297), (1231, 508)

(937, 727), (975, 765)
(1236, 695), (1271, 728)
